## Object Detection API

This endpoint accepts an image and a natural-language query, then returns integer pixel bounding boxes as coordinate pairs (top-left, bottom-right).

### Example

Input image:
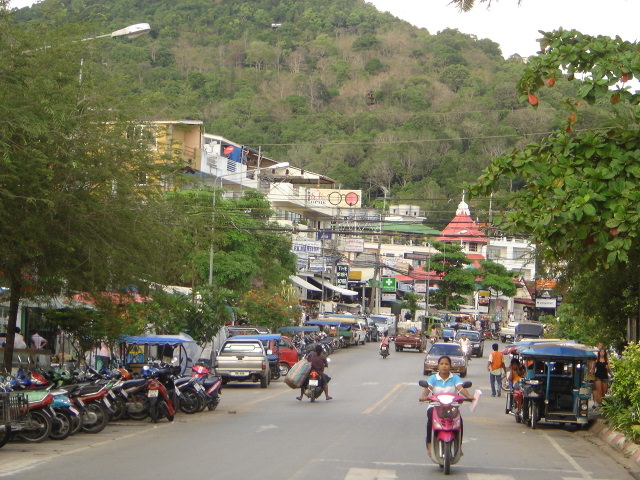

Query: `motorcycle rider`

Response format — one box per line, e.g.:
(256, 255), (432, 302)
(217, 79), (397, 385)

(297, 344), (332, 401)
(458, 333), (471, 361)
(379, 332), (391, 356)
(419, 355), (474, 456)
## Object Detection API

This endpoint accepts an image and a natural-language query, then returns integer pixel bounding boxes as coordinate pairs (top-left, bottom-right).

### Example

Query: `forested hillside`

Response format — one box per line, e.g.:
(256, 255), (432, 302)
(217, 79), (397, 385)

(13, 0), (572, 227)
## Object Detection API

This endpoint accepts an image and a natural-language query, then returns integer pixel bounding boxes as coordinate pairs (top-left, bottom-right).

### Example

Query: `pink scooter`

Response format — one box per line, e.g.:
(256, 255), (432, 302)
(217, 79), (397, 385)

(419, 380), (473, 475)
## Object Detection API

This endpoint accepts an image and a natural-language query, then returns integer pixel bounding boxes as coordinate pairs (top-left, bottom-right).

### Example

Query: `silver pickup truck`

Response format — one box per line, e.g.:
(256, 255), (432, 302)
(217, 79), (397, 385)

(214, 338), (271, 388)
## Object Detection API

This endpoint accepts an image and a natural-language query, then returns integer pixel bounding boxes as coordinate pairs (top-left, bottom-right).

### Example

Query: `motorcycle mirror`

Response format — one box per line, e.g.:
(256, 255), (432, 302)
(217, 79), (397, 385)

(462, 381), (473, 389)
(418, 379), (430, 388)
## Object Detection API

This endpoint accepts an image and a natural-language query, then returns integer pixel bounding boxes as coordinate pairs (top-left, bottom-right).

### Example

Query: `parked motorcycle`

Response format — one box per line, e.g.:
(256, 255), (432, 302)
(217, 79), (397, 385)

(419, 380), (473, 475)
(191, 364), (223, 411)
(141, 365), (176, 423)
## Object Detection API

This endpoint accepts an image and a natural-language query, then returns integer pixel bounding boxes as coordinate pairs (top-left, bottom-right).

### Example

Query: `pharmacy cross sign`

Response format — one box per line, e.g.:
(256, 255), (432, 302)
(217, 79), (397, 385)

(381, 277), (397, 293)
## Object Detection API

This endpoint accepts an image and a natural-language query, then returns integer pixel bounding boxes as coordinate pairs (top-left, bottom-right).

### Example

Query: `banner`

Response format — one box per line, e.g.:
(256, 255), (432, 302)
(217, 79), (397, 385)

(306, 189), (362, 208)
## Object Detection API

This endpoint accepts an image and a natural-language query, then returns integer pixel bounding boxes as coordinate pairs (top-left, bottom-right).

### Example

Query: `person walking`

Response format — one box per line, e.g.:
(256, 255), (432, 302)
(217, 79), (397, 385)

(487, 343), (506, 397)
(591, 342), (611, 408)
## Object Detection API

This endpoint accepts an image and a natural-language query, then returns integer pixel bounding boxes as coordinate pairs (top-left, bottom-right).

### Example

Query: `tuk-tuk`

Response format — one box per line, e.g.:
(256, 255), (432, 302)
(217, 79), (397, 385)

(517, 342), (596, 429)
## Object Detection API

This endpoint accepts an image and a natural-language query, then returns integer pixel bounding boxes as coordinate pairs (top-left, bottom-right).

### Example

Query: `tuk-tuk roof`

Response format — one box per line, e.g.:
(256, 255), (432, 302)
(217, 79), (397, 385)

(233, 333), (282, 341)
(278, 326), (319, 333)
(502, 338), (572, 355)
(520, 342), (596, 359)
(305, 320), (341, 326)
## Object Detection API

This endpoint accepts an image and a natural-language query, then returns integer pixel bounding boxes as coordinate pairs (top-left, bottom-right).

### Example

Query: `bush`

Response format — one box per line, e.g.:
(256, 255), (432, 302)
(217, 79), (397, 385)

(601, 342), (640, 442)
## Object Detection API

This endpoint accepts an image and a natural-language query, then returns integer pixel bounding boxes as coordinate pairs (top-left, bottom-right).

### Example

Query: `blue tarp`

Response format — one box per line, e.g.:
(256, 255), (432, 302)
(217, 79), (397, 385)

(120, 335), (195, 346)
(520, 343), (596, 359)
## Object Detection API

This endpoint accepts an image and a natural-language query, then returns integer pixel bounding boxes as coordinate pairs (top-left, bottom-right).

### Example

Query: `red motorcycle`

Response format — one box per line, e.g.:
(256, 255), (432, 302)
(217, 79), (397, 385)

(142, 365), (176, 423)
(191, 364), (223, 411)
(505, 379), (525, 423)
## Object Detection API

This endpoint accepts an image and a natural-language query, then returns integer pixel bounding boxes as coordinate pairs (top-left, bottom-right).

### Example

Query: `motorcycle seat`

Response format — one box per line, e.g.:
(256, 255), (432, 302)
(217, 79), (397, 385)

(121, 378), (147, 389)
(174, 377), (192, 387)
(202, 377), (221, 388)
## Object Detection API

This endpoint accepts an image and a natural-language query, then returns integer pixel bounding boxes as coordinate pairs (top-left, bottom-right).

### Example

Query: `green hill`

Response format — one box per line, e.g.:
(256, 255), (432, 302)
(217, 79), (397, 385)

(12, 0), (567, 228)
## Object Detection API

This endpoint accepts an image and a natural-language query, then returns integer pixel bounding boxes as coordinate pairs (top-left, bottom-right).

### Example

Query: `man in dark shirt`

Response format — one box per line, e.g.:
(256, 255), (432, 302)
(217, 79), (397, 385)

(297, 344), (332, 401)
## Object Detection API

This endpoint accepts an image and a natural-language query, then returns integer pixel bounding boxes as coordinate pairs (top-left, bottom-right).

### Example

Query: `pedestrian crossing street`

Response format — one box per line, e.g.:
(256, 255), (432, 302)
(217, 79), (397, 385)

(343, 468), (615, 480)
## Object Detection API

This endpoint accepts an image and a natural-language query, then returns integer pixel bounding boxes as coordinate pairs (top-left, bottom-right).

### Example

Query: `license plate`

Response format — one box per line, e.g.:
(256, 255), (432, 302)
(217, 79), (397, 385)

(175, 389), (182, 397)
(195, 384), (204, 392)
(69, 407), (79, 416)
(103, 398), (111, 408)
(108, 391), (116, 400)
(121, 390), (128, 398)
(148, 390), (159, 398)
(232, 372), (245, 377)
(76, 398), (84, 406)
(308, 379), (319, 387)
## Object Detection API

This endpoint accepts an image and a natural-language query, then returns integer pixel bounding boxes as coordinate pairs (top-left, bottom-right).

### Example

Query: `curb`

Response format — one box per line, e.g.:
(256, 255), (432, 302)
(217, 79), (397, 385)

(591, 418), (640, 466)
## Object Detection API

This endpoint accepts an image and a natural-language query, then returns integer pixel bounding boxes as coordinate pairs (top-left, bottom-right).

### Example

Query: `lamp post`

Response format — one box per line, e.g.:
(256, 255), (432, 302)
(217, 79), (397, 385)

(78, 23), (151, 84)
(207, 161), (290, 285)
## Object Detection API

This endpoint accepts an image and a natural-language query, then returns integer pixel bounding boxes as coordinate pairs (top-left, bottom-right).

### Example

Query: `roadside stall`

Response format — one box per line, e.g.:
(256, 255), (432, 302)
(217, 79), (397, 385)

(118, 333), (199, 376)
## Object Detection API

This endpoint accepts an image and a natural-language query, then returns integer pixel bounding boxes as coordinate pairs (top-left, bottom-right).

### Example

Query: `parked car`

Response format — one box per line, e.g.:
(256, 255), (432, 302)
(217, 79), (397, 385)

(423, 342), (467, 377)
(454, 330), (484, 357)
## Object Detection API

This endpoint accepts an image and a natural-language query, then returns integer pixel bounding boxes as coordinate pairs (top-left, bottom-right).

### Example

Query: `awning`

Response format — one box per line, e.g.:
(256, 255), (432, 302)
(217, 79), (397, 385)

(314, 278), (358, 296)
(289, 275), (322, 292)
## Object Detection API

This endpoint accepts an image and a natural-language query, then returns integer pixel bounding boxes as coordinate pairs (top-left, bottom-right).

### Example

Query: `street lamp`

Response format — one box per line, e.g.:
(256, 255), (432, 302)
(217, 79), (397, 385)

(78, 23), (151, 84)
(207, 162), (290, 285)
(81, 23), (152, 42)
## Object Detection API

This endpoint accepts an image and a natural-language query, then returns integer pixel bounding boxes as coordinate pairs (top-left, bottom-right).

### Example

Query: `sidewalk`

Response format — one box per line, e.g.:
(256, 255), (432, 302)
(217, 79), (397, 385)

(590, 417), (640, 467)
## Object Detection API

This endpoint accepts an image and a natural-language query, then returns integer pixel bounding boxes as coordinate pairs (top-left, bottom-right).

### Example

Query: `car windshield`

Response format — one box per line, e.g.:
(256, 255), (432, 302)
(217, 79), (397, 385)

(456, 331), (480, 341)
(428, 344), (464, 356)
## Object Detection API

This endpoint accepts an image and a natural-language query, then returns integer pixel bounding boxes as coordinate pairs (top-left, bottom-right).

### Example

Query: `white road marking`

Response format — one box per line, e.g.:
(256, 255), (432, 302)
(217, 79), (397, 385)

(257, 424), (278, 432)
(468, 475), (515, 480)
(362, 382), (414, 415)
(544, 432), (595, 480)
(344, 467), (398, 479)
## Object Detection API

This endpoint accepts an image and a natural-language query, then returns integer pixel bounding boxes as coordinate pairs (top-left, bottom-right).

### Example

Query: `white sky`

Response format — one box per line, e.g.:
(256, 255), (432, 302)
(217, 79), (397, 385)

(368, 0), (640, 58)
(9, 0), (640, 58)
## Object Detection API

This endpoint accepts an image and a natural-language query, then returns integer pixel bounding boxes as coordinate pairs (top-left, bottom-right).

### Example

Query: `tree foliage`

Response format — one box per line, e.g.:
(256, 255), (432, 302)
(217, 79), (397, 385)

(429, 241), (476, 310)
(0, 13), (189, 371)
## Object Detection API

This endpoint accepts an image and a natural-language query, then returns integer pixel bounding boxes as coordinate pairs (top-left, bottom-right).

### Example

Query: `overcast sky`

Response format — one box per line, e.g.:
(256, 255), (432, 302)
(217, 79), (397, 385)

(9, 0), (640, 59)
(368, 0), (640, 58)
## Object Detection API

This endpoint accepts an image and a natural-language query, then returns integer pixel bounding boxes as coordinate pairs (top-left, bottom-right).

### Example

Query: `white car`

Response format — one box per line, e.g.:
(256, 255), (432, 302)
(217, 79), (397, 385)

(500, 322), (519, 343)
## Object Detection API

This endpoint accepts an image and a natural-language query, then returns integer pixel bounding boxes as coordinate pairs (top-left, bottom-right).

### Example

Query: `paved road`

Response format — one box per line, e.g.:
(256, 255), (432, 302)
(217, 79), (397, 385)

(0, 340), (638, 480)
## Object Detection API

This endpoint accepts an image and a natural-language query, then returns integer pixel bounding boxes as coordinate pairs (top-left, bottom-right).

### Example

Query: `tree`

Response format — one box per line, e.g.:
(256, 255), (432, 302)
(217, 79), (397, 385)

(477, 260), (517, 315)
(0, 16), (188, 372)
(449, 0), (523, 11)
(401, 291), (422, 320)
(429, 241), (477, 310)
(469, 29), (640, 341)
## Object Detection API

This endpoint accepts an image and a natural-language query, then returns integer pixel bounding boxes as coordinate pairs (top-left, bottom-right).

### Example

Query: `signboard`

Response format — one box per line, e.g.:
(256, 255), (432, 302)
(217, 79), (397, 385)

(335, 264), (349, 288)
(414, 283), (426, 294)
(306, 189), (362, 208)
(404, 252), (428, 261)
(381, 277), (397, 293)
(291, 239), (322, 254)
(382, 293), (397, 302)
(317, 231), (332, 240)
(536, 298), (557, 308)
(478, 290), (490, 306)
(536, 280), (557, 290)
(343, 237), (364, 253)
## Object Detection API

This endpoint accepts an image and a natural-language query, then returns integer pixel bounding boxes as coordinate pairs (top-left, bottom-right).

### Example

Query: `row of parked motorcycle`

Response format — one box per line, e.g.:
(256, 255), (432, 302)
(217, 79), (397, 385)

(0, 361), (222, 448)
